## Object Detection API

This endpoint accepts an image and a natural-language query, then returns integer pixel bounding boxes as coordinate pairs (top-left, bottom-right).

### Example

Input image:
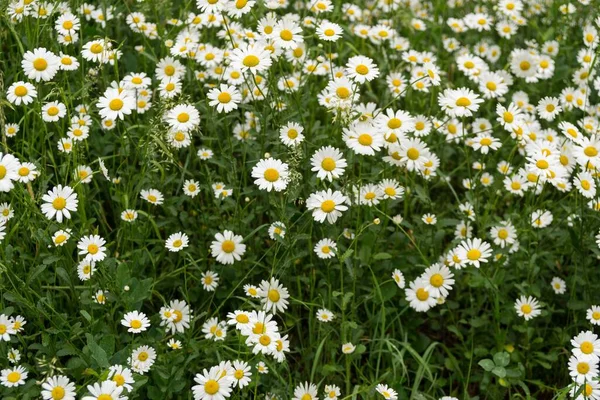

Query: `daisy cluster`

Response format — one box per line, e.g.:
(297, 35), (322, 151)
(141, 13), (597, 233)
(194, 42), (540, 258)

(2, 0), (600, 398)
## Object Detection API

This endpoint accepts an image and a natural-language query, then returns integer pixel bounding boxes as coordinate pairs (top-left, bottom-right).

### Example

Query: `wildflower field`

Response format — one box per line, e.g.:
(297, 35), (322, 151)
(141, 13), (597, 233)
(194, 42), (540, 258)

(2, 0), (600, 398)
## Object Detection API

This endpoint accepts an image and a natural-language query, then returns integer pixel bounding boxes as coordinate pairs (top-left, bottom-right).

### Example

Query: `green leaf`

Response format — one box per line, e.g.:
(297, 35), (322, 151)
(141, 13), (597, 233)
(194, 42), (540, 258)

(373, 252), (392, 260)
(492, 366), (506, 378)
(493, 351), (510, 367)
(478, 359), (495, 372)
(86, 334), (109, 368)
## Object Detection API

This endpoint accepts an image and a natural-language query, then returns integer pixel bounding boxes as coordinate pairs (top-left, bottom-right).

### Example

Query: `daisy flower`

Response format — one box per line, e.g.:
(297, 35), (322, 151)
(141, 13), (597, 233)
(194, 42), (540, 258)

(316, 308), (335, 322)
(251, 158), (289, 192)
(0, 365), (27, 387)
(342, 343), (356, 354)
(346, 55), (379, 83)
(0, 314), (16, 341)
(438, 88), (483, 118)
(231, 360), (252, 388)
(52, 229), (71, 247)
(121, 311), (151, 333)
(201, 270), (219, 291)
(571, 330), (600, 361)
(588, 306), (600, 326)
(405, 279), (437, 312)
(207, 84), (242, 113)
(129, 345), (156, 374)
(21, 47), (60, 81)
(455, 238), (492, 268)
(314, 238), (337, 259)
(81, 380), (124, 400)
(280, 122), (305, 147)
(230, 42), (273, 73)
(259, 277), (289, 314)
(376, 384), (398, 400)
(311, 146), (347, 182)
(108, 365), (134, 392)
(6, 81), (37, 105)
(140, 189), (164, 205)
(514, 295), (541, 321)
(41, 185), (78, 222)
(268, 221), (286, 239)
(421, 264), (454, 297)
(306, 189), (348, 224)
(293, 382), (319, 400)
(165, 232), (189, 252)
(165, 104), (200, 132)
(210, 230), (246, 265)
(569, 355), (599, 384)
(97, 87), (135, 121)
(77, 234), (107, 262)
(343, 122), (384, 156)
(121, 209), (138, 222)
(317, 21), (343, 42)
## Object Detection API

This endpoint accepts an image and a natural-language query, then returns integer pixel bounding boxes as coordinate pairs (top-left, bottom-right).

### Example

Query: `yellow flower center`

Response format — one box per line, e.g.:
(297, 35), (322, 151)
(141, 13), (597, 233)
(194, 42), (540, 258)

(336, 87), (350, 99)
(456, 97), (471, 107)
(47, 106), (59, 116)
(236, 314), (249, 323)
(164, 65), (175, 76)
(218, 92), (231, 103)
(578, 362), (590, 374)
(355, 64), (369, 75)
(109, 99), (123, 111)
(416, 288), (429, 301)
(585, 146), (598, 157)
(177, 112), (189, 123)
(581, 341), (594, 354)
(430, 273), (443, 287)
(52, 197), (67, 210)
(130, 319), (142, 329)
(33, 58), (48, 71)
(358, 134), (372, 146)
(87, 244), (99, 255)
(14, 85), (28, 96)
(221, 240), (235, 253)
(268, 289), (280, 302)
(486, 82), (497, 91)
(138, 351), (148, 361)
(51, 386), (66, 399)
(234, 369), (245, 379)
(252, 322), (265, 334)
(113, 374), (125, 386)
(6, 372), (20, 383)
(55, 235), (67, 244)
(387, 118), (402, 129)
(467, 249), (481, 260)
(520, 61), (531, 71)
(264, 168), (280, 182)
(321, 200), (335, 212)
(521, 304), (532, 314)
(407, 148), (420, 160)
(90, 43), (103, 54)
(498, 229), (509, 239)
(321, 158), (336, 171)
(279, 29), (293, 41)
(259, 334), (271, 345)
(536, 160), (549, 169)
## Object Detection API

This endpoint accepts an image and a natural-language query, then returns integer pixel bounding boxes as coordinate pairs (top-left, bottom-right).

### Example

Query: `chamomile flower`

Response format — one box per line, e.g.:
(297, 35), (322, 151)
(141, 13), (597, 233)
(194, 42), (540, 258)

(280, 122), (305, 147)
(268, 221), (286, 239)
(97, 87), (135, 121)
(588, 306), (600, 326)
(208, 84), (242, 113)
(121, 209), (138, 222)
(0, 365), (27, 387)
(52, 229), (71, 246)
(514, 295), (541, 320)
(346, 55), (379, 83)
(316, 308), (335, 322)
(6, 81), (37, 105)
(129, 345), (156, 374)
(406, 279), (437, 312)
(121, 311), (151, 333)
(550, 277), (566, 294)
(455, 238), (492, 268)
(165, 232), (189, 252)
(140, 189), (164, 205)
(306, 189), (348, 224)
(421, 264), (454, 297)
(259, 278), (289, 314)
(200, 270), (218, 291)
(22, 47), (60, 82)
(211, 230), (246, 265)
(569, 355), (599, 384)
(376, 384), (398, 400)
(165, 104), (200, 132)
(41, 185), (78, 222)
(438, 88), (483, 118)
(314, 238), (337, 259)
(251, 158), (289, 192)
(293, 382), (319, 400)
